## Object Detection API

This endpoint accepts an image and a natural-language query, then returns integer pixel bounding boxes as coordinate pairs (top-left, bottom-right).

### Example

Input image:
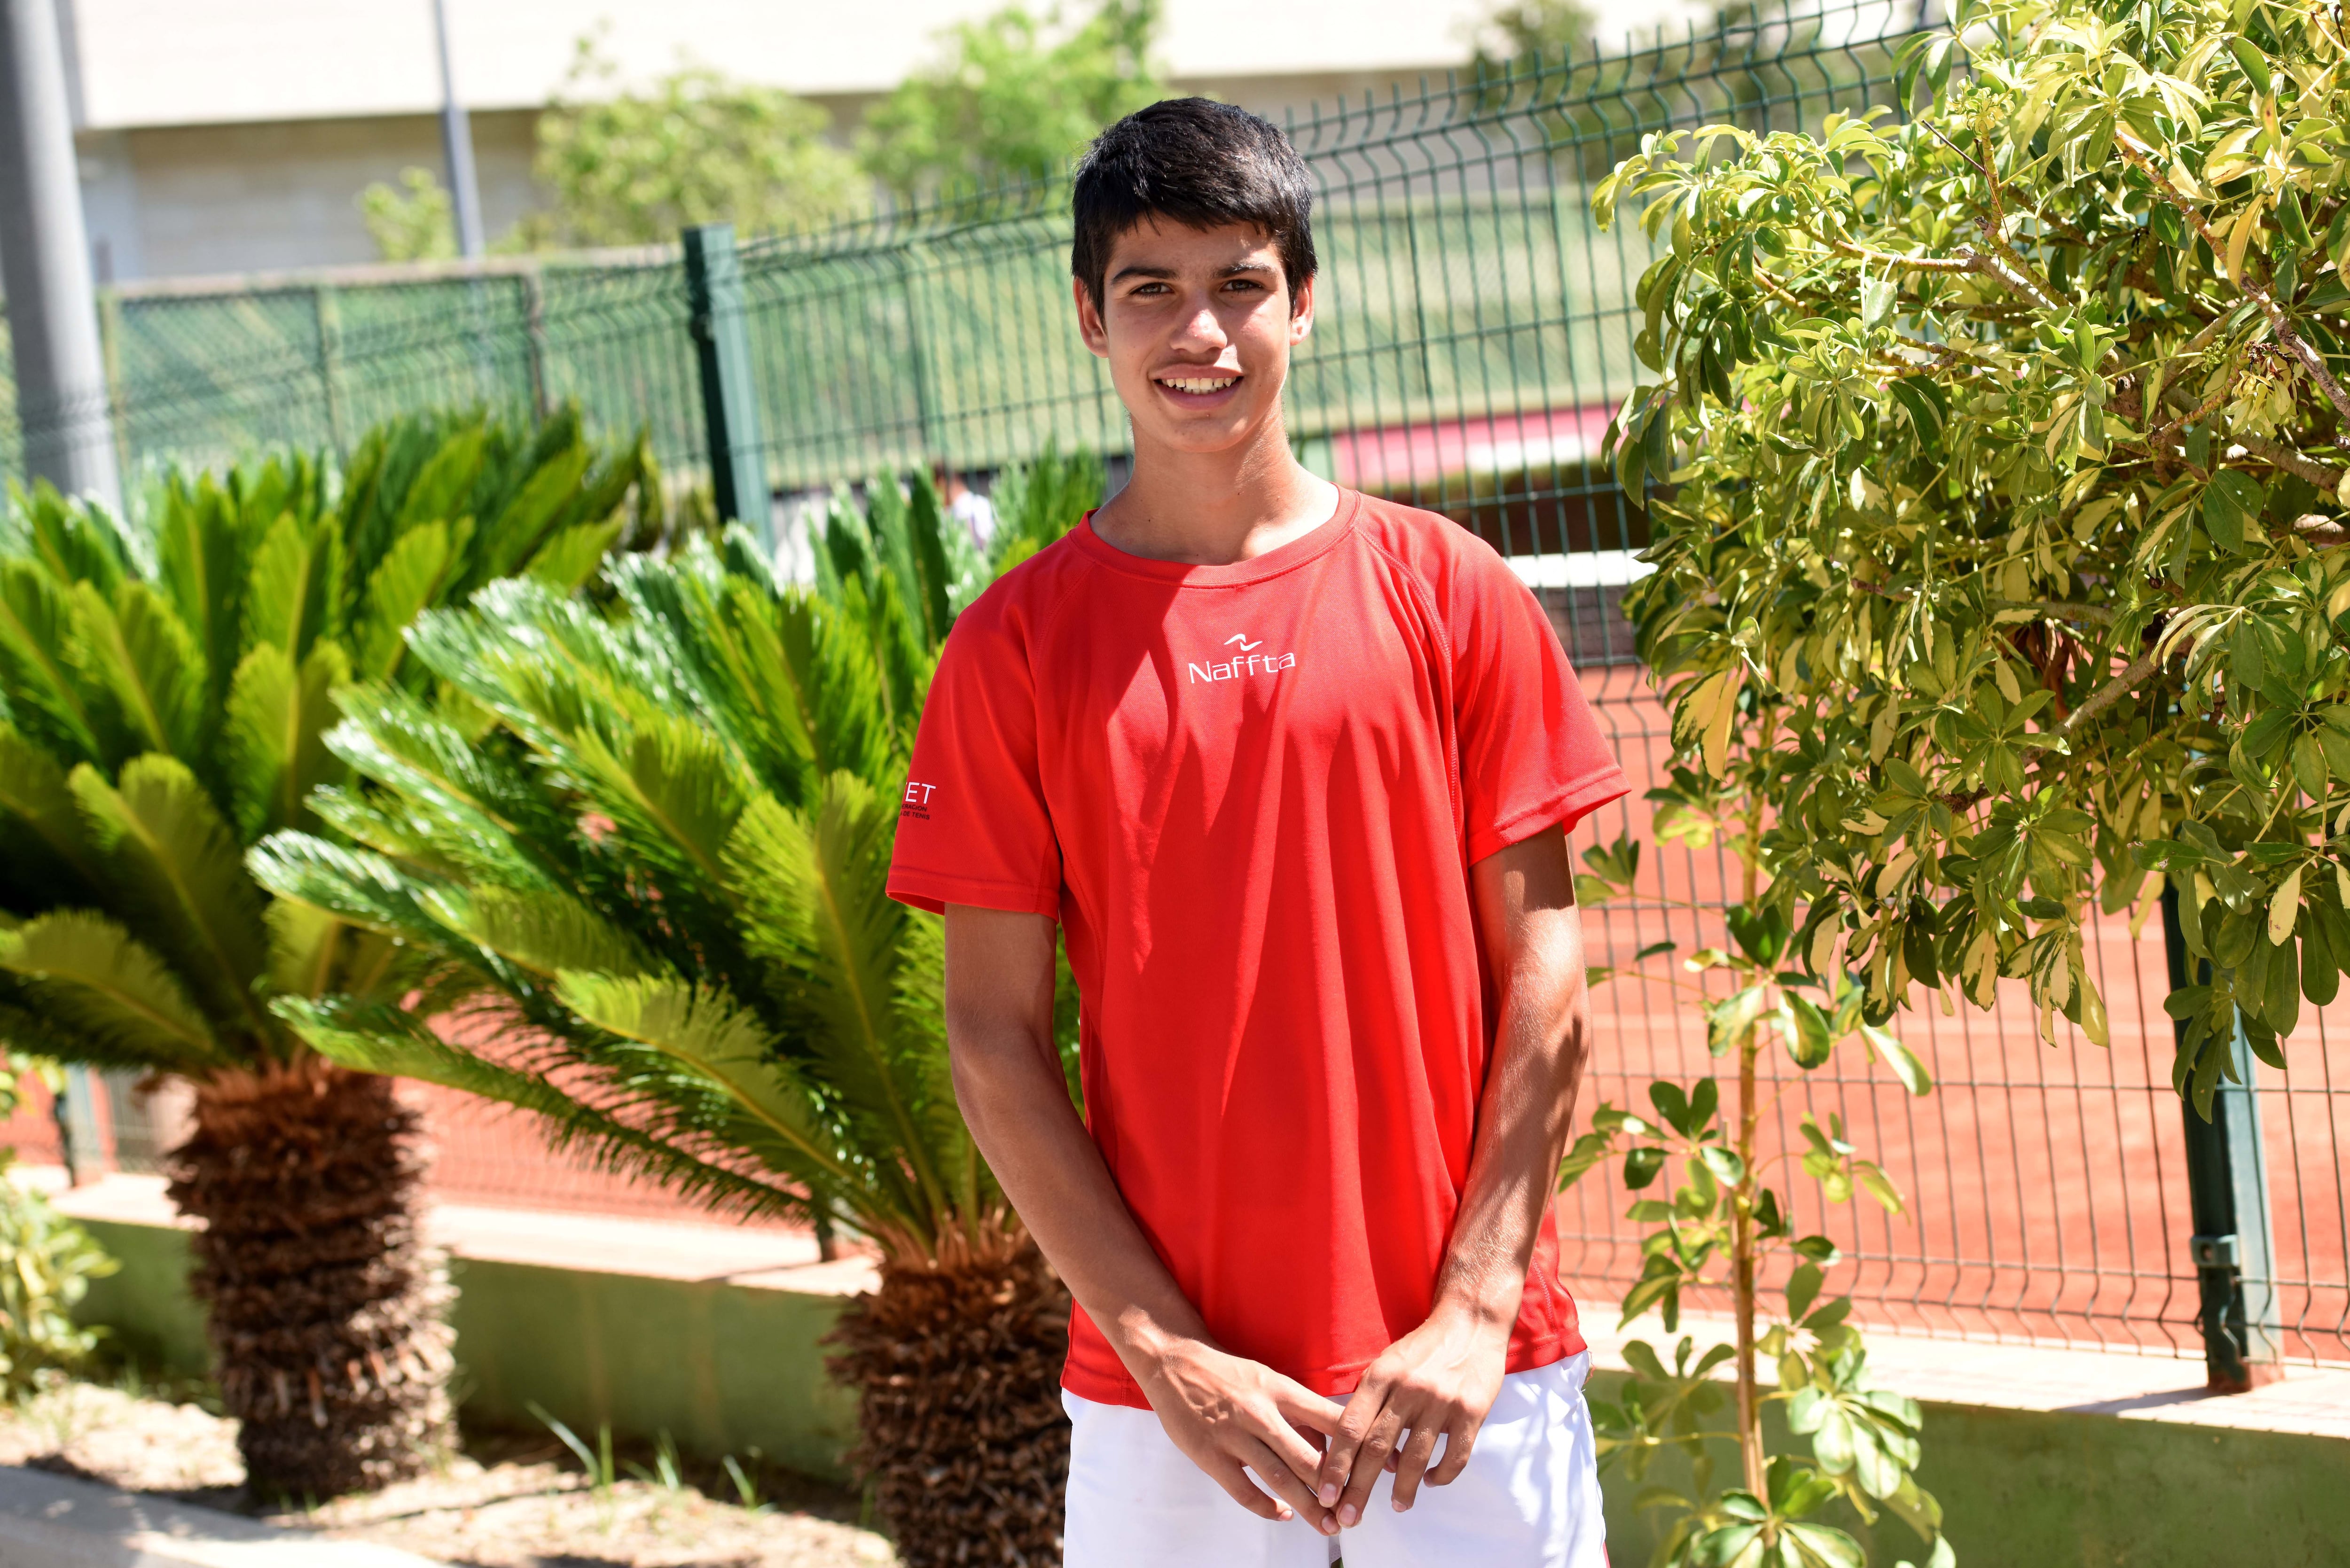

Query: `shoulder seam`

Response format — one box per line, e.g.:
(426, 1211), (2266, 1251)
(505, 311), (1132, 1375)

(1364, 532), (1455, 672)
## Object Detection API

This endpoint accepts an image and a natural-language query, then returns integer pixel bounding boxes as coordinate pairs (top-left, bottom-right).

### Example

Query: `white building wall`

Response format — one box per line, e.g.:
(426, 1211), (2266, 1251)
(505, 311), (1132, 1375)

(53, 0), (1699, 282)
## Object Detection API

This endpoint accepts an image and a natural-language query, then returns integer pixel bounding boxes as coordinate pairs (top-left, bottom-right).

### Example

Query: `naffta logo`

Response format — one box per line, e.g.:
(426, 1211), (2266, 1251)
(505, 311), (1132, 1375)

(1188, 632), (1297, 684)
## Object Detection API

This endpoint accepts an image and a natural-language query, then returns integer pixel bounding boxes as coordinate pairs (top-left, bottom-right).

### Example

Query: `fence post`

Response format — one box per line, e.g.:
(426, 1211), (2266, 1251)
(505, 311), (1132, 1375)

(519, 266), (551, 421)
(2159, 883), (2284, 1390)
(682, 223), (772, 551)
(313, 282), (346, 456)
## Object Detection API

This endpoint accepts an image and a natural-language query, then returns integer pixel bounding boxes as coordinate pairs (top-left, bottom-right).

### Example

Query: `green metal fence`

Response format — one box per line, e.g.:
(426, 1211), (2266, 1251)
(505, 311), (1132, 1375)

(31, 1), (2345, 1369)
(12, 0), (1912, 655)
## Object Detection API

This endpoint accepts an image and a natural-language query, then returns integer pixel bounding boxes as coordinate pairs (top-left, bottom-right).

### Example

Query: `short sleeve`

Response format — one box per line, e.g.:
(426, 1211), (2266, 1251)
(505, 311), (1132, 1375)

(886, 606), (1064, 917)
(1449, 550), (1631, 864)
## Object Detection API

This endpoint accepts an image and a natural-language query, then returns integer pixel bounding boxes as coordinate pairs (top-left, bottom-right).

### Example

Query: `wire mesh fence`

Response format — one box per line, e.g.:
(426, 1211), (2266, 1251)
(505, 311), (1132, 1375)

(3, 0), (2343, 1365)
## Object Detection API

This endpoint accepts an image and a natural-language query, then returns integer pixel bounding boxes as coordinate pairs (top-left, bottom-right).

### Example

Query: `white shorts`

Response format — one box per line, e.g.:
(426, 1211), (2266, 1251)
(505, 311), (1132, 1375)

(1062, 1352), (1608, 1567)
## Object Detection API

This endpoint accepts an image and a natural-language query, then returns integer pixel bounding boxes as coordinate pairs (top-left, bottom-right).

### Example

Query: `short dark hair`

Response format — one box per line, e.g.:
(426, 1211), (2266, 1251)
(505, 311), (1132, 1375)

(1071, 99), (1316, 314)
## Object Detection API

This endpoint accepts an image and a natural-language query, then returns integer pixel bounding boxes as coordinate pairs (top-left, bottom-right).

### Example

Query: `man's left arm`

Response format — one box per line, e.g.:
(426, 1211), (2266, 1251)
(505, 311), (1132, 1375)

(1313, 822), (1592, 1526)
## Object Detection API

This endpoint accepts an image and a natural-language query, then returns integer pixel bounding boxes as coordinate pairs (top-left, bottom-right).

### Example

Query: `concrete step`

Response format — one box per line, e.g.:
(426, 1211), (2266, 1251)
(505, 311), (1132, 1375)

(0, 1465), (447, 1567)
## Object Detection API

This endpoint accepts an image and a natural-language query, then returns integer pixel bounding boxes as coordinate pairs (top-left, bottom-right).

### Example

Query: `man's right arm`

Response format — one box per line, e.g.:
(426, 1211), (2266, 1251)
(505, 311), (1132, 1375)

(942, 903), (1342, 1534)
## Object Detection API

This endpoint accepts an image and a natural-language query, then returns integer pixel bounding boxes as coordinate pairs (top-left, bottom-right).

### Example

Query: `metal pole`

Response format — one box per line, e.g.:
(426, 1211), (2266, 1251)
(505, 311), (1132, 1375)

(2159, 882), (2285, 1391)
(431, 0), (485, 259)
(683, 223), (772, 550)
(0, 0), (120, 509)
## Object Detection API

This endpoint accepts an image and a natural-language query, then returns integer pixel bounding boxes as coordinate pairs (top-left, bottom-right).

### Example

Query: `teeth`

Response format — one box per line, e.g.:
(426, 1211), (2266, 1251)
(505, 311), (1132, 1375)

(1162, 376), (1238, 393)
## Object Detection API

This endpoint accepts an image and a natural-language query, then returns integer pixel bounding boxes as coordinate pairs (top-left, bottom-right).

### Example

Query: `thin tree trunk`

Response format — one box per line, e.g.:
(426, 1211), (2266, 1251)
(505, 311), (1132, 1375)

(1734, 778), (1768, 1497)
(1733, 1030), (1766, 1497)
(827, 1217), (1069, 1567)
(167, 1058), (454, 1499)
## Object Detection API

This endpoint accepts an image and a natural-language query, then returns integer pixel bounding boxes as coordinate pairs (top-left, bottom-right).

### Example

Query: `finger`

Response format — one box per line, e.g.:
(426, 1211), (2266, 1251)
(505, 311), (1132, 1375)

(1388, 1420), (1444, 1512)
(1252, 1404), (1338, 1497)
(1338, 1407), (1407, 1526)
(1233, 1435), (1340, 1537)
(1204, 1457), (1288, 1523)
(1273, 1382), (1347, 1438)
(1315, 1371), (1393, 1506)
(1427, 1415), (1480, 1486)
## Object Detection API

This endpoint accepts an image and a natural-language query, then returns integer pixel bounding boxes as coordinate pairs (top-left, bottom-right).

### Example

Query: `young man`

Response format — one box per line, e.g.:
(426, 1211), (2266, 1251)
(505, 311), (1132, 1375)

(885, 98), (1627, 1565)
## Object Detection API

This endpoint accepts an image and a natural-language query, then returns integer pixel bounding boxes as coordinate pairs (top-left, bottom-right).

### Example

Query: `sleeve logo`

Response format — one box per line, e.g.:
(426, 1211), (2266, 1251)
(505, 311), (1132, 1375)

(901, 780), (938, 820)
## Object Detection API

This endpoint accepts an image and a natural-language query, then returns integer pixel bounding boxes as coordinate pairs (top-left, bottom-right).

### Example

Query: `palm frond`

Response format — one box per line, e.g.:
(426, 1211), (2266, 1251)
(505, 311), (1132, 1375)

(71, 754), (271, 1039)
(351, 520), (460, 681)
(224, 640), (350, 841)
(69, 579), (207, 769)
(0, 561), (109, 766)
(0, 910), (227, 1069)
(277, 993), (807, 1223)
(548, 971), (891, 1217)
(248, 830), (466, 953)
(727, 778), (955, 1223)
(0, 724), (103, 897)
(241, 509), (343, 665)
(422, 884), (656, 982)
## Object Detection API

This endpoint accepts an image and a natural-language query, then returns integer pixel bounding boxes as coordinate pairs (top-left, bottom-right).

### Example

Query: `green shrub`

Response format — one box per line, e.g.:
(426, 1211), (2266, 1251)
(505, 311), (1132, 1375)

(0, 1053), (114, 1402)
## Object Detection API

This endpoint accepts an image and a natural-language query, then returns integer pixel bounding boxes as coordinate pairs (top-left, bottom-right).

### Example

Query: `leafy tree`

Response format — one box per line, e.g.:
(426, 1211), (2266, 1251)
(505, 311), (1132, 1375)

(357, 168), (457, 264)
(859, 0), (1162, 203)
(252, 455), (1104, 1561)
(1465, 0), (1598, 78)
(525, 37), (868, 248)
(0, 409), (651, 1496)
(1593, 0), (2350, 1119)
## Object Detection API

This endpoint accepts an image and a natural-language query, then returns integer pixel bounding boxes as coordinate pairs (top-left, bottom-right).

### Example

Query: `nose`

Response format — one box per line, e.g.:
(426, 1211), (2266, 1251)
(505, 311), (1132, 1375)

(1169, 292), (1230, 353)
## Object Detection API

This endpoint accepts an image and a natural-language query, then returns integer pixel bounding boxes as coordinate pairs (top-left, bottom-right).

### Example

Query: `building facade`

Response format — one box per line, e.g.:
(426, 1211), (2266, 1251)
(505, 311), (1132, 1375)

(57, 0), (1550, 282)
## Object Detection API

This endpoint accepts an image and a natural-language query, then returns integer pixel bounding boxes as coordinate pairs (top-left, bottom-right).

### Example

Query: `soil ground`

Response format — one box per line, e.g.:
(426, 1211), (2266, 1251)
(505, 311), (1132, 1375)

(0, 1377), (899, 1568)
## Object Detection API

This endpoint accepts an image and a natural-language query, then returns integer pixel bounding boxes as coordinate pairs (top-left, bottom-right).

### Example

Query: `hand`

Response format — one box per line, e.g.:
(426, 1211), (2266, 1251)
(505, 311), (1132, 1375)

(1316, 1302), (1511, 1527)
(1136, 1338), (1347, 1534)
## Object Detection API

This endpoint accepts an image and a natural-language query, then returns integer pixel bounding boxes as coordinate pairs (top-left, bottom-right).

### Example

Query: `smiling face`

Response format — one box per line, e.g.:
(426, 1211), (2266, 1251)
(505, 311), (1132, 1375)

(1074, 218), (1315, 460)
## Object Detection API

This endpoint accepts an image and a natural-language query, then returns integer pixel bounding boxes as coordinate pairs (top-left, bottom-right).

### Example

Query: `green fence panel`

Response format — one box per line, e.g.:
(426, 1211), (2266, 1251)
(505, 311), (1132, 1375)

(10, 0), (1916, 578)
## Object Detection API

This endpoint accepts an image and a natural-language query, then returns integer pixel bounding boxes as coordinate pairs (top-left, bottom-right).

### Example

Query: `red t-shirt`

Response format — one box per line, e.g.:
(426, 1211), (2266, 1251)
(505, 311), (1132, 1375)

(886, 489), (1630, 1409)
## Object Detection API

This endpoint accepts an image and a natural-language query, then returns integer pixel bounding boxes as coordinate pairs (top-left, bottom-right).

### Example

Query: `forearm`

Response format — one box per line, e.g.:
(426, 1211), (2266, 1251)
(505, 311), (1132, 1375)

(944, 945), (1213, 1379)
(1440, 839), (1592, 1329)
(944, 906), (1342, 1528)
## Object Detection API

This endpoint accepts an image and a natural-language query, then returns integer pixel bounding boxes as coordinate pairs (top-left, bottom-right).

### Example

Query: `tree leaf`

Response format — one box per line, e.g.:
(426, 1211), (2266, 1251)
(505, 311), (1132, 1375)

(1861, 1024), (1933, 1094)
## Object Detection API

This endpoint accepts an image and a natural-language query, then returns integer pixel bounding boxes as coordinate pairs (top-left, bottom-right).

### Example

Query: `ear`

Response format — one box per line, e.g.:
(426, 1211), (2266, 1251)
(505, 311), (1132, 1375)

(1073, 277), (1111, 359)
(1288, 272), (1316, 346)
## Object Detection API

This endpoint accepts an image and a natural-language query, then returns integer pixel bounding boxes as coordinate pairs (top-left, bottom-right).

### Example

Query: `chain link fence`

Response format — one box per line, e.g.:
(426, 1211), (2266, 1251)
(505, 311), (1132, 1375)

(4, 0), (2343, 1364)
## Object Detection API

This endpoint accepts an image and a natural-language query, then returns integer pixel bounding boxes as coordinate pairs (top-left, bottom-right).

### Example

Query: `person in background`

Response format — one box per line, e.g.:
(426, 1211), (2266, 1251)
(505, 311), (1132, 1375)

(934, 462), (998, 554)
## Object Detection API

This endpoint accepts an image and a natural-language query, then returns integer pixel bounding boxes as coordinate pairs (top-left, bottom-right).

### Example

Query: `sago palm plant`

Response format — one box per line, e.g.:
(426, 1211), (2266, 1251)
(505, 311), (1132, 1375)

(251, 522), (1078, 1565)
(0, 408), (652, 1497)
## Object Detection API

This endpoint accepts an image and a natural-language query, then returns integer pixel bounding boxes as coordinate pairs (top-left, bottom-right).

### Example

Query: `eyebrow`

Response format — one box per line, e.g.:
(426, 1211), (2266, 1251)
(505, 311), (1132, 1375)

(1108, 260), (1279, 286)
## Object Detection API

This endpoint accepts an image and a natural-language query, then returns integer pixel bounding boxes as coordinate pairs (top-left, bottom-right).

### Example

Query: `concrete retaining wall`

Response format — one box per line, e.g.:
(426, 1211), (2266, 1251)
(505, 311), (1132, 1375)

(73, 1218), (860, 1482)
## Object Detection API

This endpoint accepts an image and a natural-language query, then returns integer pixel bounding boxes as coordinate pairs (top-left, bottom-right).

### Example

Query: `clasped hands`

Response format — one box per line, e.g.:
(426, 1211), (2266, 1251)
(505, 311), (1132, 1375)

(1133, 1302), (1511, 1537)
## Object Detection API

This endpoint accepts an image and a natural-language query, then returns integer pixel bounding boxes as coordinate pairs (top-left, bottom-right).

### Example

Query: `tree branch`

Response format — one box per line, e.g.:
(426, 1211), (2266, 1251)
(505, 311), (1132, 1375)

(2234, 431), (2350, 491)
(1998, 600), (2119, 625)
(2062, 650), (2160, 733)
(2115, 131), (2350, 428)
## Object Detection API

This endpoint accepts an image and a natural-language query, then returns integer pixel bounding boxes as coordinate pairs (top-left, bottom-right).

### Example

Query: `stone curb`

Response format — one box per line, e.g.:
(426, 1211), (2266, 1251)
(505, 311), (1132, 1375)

(0, 1465), (447, 1567)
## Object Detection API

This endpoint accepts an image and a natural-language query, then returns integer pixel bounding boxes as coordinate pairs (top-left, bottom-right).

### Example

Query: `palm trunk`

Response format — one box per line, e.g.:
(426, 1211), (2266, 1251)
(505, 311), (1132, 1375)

(165, 1058), (454, 1500)
(827, 1218), (1069, 1568)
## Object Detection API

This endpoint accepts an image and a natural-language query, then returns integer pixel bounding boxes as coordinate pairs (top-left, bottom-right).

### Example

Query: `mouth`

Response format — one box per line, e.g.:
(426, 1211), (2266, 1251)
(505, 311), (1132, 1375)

(1152, 372), (1243, 405)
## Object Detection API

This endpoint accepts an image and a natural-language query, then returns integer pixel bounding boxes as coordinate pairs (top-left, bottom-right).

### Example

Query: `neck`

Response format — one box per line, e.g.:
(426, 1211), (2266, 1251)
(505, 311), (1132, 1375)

(1093, 413), (1338, 566)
